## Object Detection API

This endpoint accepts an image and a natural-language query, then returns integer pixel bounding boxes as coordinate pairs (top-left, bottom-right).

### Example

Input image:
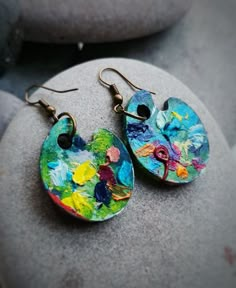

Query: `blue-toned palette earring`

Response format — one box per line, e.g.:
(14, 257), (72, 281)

(99, 68), (209, 184)
(25, 85), (134, 221)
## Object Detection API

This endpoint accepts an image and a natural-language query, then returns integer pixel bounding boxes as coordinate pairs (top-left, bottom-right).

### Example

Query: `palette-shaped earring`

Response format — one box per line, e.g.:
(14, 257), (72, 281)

(25, 85), (134, 221)
(99, 68), (209, 184)
(124, 90), (209, 183)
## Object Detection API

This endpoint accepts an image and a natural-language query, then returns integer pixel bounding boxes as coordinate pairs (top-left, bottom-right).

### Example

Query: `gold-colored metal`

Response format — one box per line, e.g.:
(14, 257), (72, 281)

(99, 67), (156, 94)
(24, 84), (78, 137)
(25, 84), (78, 105)
(114, 104), (150, 120)
(99, 67), (156, 121)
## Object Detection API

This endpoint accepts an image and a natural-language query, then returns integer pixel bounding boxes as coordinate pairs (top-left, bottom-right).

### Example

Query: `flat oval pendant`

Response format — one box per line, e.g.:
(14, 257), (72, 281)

(40, 118), (134, 221)
(125, 90), (209, 184)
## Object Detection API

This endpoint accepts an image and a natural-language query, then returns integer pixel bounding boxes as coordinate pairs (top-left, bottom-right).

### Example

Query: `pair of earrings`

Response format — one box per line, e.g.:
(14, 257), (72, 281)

(25, 68), (209, 222)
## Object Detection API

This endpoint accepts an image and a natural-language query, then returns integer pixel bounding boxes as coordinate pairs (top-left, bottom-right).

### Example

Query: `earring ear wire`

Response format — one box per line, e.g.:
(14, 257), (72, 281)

(99, 67), (155, 94)
(24, 84), (78, 137)
(99, 67), (155, 121)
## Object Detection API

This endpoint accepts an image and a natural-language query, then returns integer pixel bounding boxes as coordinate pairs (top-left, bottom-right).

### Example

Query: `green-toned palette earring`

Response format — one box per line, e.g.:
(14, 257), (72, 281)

(99, 68), (209, 184)
(25, 85), (134, 221)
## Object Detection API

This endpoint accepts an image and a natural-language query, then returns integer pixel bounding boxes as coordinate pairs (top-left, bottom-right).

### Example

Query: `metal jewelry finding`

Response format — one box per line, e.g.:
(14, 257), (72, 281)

(99, 67), (156, 121)
(24, 84), (78, 138)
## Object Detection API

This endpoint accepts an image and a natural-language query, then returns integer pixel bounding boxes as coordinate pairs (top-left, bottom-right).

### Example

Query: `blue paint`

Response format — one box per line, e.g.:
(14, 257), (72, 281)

(125, 90), (210, 184)
(94, 181), (112, 207)
(127, 122), (153, 142)
(117, 160), (133, 187)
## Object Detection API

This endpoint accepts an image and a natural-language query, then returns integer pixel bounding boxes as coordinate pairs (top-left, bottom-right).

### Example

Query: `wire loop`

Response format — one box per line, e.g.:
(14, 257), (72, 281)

(24, 84), (78, 137)
(99, 67), (155, 121)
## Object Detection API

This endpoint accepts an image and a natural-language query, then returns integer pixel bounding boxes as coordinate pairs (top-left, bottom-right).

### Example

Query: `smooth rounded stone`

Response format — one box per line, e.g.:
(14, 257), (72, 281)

(232, 145), (236, 161)
(0, 90), (24, 138)
(20, 0), (192, 43)
(0, 58), (236, 288)
(0, 0), (23, 73)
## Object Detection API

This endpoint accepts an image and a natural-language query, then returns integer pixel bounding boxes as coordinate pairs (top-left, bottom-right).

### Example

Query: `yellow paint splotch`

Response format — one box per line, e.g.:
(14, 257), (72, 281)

(62, 190), (93, 212)
(72, 160), (96, 185)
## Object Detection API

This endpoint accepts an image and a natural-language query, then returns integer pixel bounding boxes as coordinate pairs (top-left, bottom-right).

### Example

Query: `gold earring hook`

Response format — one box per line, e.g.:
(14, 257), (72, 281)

(25, 84), (78, 139)
(99, 67), (155, 121)
(99, 67), (156, 94)
(25, 84), (78, 105)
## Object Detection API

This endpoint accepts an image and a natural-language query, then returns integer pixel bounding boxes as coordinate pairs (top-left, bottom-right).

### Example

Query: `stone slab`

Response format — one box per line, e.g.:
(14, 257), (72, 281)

(19, 0), (192, 43)
(0, 58), (236, 288)
(0, 0), (23, 72)
(0, 90), (23, 138)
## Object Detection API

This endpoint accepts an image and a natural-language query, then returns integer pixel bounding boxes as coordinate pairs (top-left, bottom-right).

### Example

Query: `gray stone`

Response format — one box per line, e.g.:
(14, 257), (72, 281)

(232, 145), (236, 161)
(0, 90), (23, 138)
(20, 0), (192, 43)
(0, 58), (236, 288)
(0, 0), (23, 73)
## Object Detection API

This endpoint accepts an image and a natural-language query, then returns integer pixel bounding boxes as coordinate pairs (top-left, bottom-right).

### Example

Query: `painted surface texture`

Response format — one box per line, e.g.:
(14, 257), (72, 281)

(125, 90), (209, 184)
(40, 118), (134, 221)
